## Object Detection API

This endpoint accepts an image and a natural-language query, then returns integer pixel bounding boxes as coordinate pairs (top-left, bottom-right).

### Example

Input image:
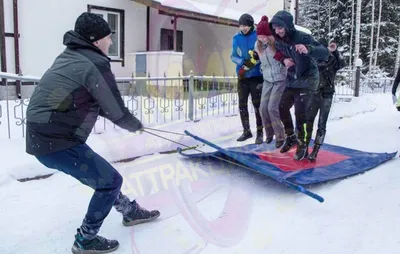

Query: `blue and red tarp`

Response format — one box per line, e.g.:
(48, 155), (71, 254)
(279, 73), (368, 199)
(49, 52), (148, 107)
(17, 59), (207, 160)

(180, 131), (397, 203)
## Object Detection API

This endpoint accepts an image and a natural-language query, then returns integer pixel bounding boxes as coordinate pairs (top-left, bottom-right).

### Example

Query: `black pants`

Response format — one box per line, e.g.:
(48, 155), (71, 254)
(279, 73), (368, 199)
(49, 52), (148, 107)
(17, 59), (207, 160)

(279, 87), (313, 142)
(238, 77), (263, 132)
(306, 92), (333, 145)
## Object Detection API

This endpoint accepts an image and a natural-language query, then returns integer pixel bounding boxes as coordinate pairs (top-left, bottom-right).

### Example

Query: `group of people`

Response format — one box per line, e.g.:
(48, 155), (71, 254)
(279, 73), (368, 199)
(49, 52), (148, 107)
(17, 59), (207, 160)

(231, 10), (346, 161)
(23, 9), (349, 254)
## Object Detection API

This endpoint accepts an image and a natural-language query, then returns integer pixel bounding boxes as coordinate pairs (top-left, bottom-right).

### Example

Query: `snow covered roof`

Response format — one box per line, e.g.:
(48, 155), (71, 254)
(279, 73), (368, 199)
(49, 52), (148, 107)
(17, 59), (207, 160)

(136, 0), (311, 34)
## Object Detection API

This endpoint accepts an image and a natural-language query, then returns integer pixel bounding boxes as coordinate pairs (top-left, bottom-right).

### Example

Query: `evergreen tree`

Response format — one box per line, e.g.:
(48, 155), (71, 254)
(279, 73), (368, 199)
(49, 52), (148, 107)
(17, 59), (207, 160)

(298, 0), (400, 76)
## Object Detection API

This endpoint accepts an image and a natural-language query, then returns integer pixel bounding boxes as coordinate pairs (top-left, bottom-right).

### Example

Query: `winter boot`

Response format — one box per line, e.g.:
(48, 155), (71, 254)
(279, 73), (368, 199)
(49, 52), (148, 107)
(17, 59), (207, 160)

(275, 140), (285, 148)
(71, 229), (119, 254)
(294, 139), (309, 161)
(280, 134), (297, 153)
(307, 132), (324, 161)
(307, 144), (321, 162)
(255, 130), (263, 144)
(237, 129), (253, 142)
(122, 200), (160, 226)
(265, 136), (274, 144)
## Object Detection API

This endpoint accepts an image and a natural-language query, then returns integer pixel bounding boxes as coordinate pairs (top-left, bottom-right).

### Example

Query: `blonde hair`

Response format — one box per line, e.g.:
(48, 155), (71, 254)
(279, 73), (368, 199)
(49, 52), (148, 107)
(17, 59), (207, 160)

(256, 37), (277, 56)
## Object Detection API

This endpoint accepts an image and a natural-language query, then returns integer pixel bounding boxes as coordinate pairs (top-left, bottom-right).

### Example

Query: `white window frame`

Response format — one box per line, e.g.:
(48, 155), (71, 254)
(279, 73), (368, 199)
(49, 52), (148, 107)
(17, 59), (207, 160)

(90, 9), (121, 60)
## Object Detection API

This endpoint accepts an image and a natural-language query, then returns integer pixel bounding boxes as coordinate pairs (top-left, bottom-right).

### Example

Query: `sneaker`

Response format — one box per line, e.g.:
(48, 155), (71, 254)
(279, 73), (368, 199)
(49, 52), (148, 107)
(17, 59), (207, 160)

(237, 130), (253, 142)
(122, 201), (160, 227)
(294, 140), (309, 161)
(71, 229), (119, 254)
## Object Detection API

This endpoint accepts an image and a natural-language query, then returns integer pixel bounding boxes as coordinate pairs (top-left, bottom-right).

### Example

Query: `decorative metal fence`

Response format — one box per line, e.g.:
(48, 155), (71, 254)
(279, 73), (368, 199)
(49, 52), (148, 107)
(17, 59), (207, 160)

(0, 70), (394, 139)
(0, 72), (240, 139)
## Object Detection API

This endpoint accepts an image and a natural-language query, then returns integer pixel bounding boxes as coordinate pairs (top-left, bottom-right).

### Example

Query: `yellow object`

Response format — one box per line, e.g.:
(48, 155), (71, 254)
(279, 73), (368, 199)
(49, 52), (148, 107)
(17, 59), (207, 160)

(248, 50), (258, 64)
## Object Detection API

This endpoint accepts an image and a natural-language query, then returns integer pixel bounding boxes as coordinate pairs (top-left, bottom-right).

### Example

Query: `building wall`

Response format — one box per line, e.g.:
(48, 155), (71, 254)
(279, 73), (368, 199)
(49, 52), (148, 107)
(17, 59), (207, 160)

(2, 0), (285, 79)
(147, 0), (285, 76)
(148, 8), (238, 76)
(3, 0), (146, 77)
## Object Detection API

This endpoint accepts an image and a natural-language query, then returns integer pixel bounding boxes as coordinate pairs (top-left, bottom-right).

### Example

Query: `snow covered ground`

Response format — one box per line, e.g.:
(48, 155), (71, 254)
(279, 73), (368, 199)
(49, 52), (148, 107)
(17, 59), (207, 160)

(1, 93), (400, 254)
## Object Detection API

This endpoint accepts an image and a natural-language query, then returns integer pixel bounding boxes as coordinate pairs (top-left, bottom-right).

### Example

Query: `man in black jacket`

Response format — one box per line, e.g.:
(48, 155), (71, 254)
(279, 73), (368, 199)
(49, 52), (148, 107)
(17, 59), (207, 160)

(392, 66), (400, 113)
(269, 10), (329, 160)
(306, 39), (346, 161)
(26, 12), (160, 254)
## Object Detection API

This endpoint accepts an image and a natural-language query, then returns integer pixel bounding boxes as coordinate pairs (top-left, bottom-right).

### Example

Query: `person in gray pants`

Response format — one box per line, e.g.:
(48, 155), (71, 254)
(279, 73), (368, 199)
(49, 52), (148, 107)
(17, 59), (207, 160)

(255, 15), (294, 148)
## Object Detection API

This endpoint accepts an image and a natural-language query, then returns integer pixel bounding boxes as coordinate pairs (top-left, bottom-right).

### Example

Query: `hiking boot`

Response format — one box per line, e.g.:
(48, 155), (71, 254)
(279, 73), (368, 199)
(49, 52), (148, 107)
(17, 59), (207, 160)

(280, 134), (297, 153)
(275, 140), (284, 148)
(122, 200), (160, 226)
(71, 229), (119, 254)
(294, 140), (309, 161)
(237, 129), (253, 142)
(265, 136), (274, 144)
(255, 131), (263, 144)
(308, 144), (321, 162)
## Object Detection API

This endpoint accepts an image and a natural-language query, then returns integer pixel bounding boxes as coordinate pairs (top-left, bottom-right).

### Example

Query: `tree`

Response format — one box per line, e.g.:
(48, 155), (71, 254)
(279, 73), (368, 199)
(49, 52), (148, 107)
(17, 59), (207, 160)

(298, 0), (400, 76)
(372, 0), (383, 72)
(354, 0), (362, 64)
(369, 0), (375, 74)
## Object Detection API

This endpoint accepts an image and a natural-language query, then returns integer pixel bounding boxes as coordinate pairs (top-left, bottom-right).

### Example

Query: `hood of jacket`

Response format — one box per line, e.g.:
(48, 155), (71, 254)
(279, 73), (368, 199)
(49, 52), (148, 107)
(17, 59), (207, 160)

(269, 11), (296, 41)
(63, 30), (110, 60)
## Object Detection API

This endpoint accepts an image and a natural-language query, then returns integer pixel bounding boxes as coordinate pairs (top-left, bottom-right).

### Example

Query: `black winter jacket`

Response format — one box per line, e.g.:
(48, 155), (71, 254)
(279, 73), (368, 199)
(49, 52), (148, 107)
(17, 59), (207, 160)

(269, 11), (329, 91)
(317, 49), (346, 95)
(26, 31), (142, 156)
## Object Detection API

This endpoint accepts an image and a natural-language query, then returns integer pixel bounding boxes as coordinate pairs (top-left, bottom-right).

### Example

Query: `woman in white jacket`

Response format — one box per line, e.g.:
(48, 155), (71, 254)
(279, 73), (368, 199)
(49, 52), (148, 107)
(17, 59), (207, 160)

(254, 15), (291, 148)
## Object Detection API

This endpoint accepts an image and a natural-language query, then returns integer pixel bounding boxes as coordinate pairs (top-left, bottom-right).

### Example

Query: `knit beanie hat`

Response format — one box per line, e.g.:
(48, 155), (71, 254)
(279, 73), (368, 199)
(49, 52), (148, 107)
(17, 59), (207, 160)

(74, 12), (114, 42)
(239, 13), (254, 27)
(256, 15), (272, 36)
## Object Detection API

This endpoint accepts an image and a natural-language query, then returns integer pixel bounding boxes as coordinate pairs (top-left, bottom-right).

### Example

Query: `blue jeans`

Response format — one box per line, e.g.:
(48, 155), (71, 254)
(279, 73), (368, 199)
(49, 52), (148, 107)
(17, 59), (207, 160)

(36, 143), (133, 239)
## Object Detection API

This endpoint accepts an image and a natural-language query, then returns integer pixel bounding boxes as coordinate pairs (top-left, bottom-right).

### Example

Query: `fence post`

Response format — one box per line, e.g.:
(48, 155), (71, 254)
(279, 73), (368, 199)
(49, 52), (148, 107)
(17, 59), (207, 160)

(5, 78), (11, 138)
(354, 58), (362, 97)
(188, 70), (194, 121)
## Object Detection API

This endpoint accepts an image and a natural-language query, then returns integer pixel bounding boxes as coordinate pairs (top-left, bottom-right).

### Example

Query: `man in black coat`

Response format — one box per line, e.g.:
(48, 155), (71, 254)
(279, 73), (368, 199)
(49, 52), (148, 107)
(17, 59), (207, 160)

(392, 66), (400, 112)
(306, 39), (346, 161)
(269, 10), (329, 160)
(26, 12), (160, 254)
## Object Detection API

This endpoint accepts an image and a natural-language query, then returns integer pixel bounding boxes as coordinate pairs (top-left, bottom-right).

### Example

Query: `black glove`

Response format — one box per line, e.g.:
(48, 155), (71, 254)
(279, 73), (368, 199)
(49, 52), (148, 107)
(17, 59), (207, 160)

(243, 59), (255, 69)
(252, 51), (260, 61)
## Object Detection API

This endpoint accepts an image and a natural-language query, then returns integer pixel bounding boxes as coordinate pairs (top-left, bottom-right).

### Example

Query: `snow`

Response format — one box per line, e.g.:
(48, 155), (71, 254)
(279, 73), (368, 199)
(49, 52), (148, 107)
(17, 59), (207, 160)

(1, 93), (400, 253)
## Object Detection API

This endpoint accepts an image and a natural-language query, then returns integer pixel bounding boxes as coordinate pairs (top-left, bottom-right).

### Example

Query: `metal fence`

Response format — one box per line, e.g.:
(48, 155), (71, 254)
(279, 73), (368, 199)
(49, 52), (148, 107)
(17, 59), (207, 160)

(0, 72), (241, 139)
(0, 70), (394, 139)
(334, 69), (394, 96)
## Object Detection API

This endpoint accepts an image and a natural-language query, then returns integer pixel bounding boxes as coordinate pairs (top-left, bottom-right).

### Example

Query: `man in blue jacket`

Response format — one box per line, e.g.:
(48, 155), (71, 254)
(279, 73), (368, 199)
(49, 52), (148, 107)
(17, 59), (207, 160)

(269, 10), (329, 160)
(231, 13), (264, 144)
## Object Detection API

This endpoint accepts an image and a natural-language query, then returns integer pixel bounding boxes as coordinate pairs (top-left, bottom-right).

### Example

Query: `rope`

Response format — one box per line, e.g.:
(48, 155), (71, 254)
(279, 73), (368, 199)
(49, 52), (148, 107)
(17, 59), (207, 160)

(142, 129), (259, 172)
(143, 127), (187, 136)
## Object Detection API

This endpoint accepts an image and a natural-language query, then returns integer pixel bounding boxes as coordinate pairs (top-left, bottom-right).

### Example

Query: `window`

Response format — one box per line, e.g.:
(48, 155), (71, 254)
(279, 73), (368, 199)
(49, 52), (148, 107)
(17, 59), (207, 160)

(88, 5), (125, 66)
(160, 28), (183, 52)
